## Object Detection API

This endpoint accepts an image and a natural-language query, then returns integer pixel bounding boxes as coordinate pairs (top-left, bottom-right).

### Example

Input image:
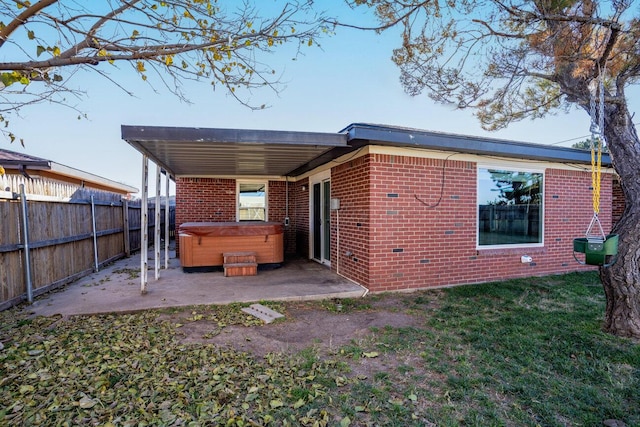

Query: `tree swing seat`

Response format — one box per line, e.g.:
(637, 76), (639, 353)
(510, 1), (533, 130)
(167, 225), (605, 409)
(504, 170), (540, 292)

(573, 234), (619, 267)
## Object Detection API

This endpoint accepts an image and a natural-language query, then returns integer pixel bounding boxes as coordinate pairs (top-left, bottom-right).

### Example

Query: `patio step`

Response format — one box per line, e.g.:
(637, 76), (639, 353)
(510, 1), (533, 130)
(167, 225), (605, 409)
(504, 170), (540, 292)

(223, 251), (257, 264)
(223, 262), (258, 277)
(223, 252), (257, 277)
(241, 303), (284, 324)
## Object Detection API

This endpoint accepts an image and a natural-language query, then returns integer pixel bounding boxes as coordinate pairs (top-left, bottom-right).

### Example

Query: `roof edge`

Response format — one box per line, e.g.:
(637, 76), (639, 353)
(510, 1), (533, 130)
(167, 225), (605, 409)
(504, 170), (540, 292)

(341, 123), (610, 166)
(49, 163), (138, 194)
(121, 125), (348, 147)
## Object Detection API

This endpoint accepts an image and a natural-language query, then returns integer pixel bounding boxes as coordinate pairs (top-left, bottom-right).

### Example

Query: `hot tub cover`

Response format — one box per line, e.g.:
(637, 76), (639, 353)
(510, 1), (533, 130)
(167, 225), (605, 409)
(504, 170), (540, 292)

(178, 221), (284, 237)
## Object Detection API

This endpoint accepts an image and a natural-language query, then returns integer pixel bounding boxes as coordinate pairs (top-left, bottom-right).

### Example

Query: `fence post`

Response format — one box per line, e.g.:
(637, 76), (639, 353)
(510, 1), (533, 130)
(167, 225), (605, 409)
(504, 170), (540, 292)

(123, 199), (130, 257)
(19, 184), (33, 304)
(91, 195), (99, 272)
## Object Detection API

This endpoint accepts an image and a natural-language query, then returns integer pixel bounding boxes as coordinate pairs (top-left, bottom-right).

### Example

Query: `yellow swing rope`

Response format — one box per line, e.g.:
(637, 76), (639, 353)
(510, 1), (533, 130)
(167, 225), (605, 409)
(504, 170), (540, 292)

(590, 127), (602, 215)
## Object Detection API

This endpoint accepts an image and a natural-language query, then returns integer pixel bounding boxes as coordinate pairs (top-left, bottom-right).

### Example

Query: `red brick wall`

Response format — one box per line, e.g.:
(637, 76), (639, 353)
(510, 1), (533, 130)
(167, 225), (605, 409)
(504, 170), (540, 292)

(174, 177), (297, 255)
(543, 168), (609, 261)
(174, 177), (235, 255)
(366, 154), (477, 292)
(173, 153), (614, 291)
(331, 156), (372, 287)
(330, 153), (614, 292)
(175, 177), (236, 226)
(293, 178), (309, 258)
(268, 180), (297, 254)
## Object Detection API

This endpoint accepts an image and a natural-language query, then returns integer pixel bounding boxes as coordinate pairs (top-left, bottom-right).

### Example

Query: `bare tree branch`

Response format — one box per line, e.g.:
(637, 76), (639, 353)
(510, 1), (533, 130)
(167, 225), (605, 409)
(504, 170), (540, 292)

(471, 19), (527, 39)
(0, 0), (330, 137)
(0, 0), (58, 48)
(325, 1), (431, 32)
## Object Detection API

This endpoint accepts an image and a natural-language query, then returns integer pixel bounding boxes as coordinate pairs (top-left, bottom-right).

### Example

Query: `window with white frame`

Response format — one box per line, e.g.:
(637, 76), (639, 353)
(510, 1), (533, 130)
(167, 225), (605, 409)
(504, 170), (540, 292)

(477, 168), (543, 247)
(238, 182), (267, 221)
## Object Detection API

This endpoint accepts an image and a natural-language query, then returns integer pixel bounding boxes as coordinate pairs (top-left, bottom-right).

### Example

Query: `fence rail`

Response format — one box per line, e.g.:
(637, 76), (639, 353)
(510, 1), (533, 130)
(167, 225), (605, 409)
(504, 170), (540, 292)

(0, 189), (174, 310)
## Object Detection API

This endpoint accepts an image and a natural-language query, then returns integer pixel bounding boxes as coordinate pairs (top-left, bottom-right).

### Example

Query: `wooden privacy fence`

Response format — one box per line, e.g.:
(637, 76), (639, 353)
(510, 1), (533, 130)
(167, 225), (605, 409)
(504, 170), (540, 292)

(0, 188), (174, 310)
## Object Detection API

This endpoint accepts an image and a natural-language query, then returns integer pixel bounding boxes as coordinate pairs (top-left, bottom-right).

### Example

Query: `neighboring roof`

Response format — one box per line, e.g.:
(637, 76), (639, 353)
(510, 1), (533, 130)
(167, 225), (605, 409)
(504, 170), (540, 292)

(121, 125), (349, 177)
(0, 149), (51, 168)
(121, 123), (611, 179)
(0, 148), (138, 195)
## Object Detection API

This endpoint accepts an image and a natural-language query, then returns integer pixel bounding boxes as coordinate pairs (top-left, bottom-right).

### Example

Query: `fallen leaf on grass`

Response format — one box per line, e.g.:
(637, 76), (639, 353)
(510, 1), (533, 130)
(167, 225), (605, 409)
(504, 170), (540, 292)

(78, 395), (96, 409)
(270, 399), (284, 408)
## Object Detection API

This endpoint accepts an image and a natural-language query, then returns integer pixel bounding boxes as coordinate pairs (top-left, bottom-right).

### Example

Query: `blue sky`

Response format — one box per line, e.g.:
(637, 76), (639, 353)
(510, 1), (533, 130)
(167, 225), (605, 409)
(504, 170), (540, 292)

(3, 2), (635, 196)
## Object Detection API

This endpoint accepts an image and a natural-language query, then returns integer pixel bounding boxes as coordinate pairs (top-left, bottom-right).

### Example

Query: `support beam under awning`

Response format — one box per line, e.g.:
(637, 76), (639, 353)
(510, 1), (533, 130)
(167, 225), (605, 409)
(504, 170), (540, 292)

(140, 157), (174, 294)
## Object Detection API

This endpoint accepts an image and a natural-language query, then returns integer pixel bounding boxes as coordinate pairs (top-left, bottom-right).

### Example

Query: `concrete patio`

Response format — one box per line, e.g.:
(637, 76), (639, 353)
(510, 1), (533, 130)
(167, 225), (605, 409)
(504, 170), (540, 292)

(26, 251), (367, 317)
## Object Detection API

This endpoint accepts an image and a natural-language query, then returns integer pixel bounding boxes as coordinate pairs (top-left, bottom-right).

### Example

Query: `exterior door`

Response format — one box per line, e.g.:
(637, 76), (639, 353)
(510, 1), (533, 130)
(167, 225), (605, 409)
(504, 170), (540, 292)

(312, 178), (331, 265)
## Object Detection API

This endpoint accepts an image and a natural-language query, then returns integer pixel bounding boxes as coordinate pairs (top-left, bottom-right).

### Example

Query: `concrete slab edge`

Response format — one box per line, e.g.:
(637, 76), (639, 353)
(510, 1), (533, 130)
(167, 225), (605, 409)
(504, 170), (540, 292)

(27, 289), (368, 318)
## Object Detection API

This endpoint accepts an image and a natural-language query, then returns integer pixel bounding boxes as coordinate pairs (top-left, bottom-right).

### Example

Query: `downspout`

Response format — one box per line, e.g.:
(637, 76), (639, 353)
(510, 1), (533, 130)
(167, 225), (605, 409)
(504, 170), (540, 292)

(336, 208), (340, 276)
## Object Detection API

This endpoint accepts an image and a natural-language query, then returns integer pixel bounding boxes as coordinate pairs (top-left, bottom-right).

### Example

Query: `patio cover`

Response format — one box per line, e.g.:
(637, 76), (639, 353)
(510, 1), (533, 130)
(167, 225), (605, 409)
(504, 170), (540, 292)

(121, 125), (349, 177)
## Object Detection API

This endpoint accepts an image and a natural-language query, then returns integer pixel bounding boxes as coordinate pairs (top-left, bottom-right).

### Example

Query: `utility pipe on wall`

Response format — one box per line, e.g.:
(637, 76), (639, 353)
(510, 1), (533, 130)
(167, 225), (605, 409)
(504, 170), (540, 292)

(332, 199), (369, 298)
(336, 208), (340, 276)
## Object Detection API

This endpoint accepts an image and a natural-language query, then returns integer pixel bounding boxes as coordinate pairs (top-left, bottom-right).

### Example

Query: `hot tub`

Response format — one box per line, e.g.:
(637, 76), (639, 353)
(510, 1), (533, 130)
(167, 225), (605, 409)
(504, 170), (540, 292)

(178, 221), (284, 268)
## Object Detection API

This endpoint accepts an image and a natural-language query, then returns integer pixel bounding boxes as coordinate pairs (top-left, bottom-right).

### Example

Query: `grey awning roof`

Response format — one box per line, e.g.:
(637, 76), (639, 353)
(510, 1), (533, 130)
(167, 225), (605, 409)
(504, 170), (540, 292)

(121, 125), (349, 177)
(122, 123), (610, 180)
(341, 123), (612, 166)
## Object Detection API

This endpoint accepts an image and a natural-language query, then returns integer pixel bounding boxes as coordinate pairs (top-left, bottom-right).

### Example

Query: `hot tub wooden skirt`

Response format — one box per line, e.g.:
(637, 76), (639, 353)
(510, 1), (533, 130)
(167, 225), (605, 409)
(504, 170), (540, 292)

(179, 222), (284, 268)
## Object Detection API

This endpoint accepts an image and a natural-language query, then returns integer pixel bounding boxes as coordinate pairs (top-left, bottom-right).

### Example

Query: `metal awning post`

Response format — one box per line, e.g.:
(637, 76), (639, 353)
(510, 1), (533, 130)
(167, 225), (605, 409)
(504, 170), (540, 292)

(164, 171), (170, 270)
(141, 155), (149, 294)
(155, 164), (161, 280)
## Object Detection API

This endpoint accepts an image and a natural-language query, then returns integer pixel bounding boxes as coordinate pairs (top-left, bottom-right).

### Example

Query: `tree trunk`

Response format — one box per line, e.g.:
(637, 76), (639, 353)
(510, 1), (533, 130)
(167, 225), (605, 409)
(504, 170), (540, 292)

(598, 103), (640, 339)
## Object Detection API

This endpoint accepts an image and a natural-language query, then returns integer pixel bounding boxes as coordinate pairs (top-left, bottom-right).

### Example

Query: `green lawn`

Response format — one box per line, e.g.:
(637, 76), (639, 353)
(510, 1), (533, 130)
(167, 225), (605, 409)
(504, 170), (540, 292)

(1, 272), (638, 426)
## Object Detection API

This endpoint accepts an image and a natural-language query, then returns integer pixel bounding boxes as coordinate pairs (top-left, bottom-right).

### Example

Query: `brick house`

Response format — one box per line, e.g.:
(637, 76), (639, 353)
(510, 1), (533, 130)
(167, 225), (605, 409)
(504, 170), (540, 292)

(122, 123), (615, 292)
